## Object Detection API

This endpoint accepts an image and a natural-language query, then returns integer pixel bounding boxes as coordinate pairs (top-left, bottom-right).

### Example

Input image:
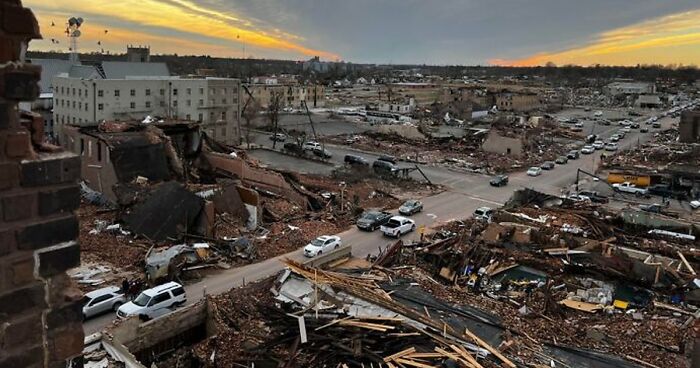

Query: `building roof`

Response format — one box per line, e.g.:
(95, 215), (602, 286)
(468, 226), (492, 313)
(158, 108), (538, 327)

(100, 61), (169, 79)
(31, 58), (73, 93)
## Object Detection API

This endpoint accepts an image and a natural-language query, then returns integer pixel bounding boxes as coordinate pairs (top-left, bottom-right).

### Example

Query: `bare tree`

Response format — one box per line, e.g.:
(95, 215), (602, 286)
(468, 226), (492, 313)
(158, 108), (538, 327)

(242, 99), (261, 149)
(268, 90), (284, 149)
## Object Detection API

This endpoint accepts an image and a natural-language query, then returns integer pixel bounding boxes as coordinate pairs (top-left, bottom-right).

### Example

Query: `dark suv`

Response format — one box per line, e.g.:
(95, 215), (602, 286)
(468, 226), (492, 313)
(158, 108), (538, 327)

(282, 142), (303, 155)
(344, 154), (369, 166)
(356, 210), (393, 231)
(489, 175), (509, 187)
(372, 160), (397, 175)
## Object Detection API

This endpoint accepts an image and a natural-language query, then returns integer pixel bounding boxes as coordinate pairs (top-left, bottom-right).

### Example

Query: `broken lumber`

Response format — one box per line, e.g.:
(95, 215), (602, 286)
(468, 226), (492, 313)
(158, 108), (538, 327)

(678, 251), (696, 275)
(463, 328), (516, 368)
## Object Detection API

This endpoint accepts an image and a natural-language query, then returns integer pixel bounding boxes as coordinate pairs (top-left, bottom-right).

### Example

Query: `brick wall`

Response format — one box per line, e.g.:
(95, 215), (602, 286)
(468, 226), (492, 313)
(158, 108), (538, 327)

(0, 1), (84, 367)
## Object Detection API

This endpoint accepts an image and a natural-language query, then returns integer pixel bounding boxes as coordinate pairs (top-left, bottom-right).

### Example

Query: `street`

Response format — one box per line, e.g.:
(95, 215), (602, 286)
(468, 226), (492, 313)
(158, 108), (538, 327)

(83, 111), (677, 335)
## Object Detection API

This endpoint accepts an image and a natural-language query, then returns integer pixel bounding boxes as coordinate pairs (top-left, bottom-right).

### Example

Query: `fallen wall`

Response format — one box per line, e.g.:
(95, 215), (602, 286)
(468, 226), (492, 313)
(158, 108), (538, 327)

(375, 124), (426, 140)
(482, 130), (524, 156)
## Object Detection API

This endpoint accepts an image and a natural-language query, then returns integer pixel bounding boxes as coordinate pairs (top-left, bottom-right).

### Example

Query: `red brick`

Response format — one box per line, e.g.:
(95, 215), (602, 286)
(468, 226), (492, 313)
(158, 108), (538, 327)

(4, 129), (31, 158)
(16, 215), (78, 250)
(37, 242), (79, 277)
(0, 313), (42, 351)
(1, 191), (36, 221)
(20, 155), (80, 187)
(39, 185), (80, 216)
(0, 162), (19, 190)
(0, 229), (15, 256)
(0, 344), (44, 368)
(10, 255), (35, 287)
(0, 282), (46, 316)
(48, 324), (84, 362)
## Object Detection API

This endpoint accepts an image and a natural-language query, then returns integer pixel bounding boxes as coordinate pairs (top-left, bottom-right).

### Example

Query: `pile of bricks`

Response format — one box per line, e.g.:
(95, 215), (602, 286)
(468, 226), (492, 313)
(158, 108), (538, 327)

(0, 1), (84, 367)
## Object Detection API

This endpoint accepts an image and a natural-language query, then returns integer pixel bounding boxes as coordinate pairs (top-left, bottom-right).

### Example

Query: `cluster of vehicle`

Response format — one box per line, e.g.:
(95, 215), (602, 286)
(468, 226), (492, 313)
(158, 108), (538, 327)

(275, 134), (334, 159)
(82, 281), (187, 321)
(524, 150), (580, 177)
(344, 153), (401, 175)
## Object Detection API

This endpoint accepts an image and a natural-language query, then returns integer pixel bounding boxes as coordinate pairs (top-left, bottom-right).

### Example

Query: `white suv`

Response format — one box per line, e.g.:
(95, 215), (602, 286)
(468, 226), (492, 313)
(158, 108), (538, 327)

(117, 282), (186, 320)
(302, 141), (322, 151)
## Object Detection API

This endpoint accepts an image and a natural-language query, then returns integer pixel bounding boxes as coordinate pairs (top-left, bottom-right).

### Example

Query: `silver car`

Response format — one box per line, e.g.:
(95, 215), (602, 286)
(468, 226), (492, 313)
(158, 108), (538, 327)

(82, 286), (126, 319)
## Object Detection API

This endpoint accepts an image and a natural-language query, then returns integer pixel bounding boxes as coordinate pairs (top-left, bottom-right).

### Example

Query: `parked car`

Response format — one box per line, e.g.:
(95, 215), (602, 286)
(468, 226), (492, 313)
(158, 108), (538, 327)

(567, 194), (591, 202)
(592, 141), (605, 150)
(303, 235), (342, 257)
(598, 119), (611, 126)
(639, 203), (664, 213)
(604, 143), (618, 151)
(380, 216), (415, 237)
(574, 122), (584, 128)
(640, 127), (649, 133)
(540, 161), (555, 170)
(82, 286), (126, 319)
(117, 282), (186, 320)
(581, 145), (595, 154)
(377, 154), (398, 164)
(356, 210), (392, 231)
(555, 156), (569, 164)
(570, 125), (583, 132)
(621, 127), (632, 133)
(647, 184), (687, 200)
(609, 135), (620, 142)
(690, 200), (700, 210)
(399, 199), (423, 216)
(269, 133), (286, 142)
(372, 160), (398, 175)
(344, 154), (369, 166)
(302, 141), (322, 151)
(630, 123), (640, 129)
(489, 174), (509, 187)
(612, 182), (648, 196)
(527, 167), (542, 176)
(473, 207), (493, 222)
(312, 147), (332, 159)
(652, 122), (661, 128)
(576, 190), (609, 204)
(617, 130), (627, 138)
(282, 142), (304, 155)
(567, 150), (580, 160)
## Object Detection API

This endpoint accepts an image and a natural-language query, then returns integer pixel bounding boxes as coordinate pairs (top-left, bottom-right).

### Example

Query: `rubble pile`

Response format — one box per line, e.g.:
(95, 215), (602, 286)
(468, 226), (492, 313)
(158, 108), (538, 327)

(604, 128), (699, 170)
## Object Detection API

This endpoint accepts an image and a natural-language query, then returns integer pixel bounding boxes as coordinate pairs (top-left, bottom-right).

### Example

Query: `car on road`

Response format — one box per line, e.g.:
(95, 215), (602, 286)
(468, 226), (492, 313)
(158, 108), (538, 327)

(303, 235), (342, 257)
(540, 161), (555, 170)
(555, 156), (569, 164)
(489, 174), (509, 187)
(639, 203), (664, 213)
(652, 122), (661, 128)
(594, 111), (603, 117)
(302, 141), (322, 151)
(574, 122), (584, 128)
(570, 125), (583, 132)
(356, 210), (393, 231)
(372, 160), (398, 175)
(621, 127), (631, 134)
(282, 142), (304, 155)
(527, 167), (542, 176)
(377, 154), (398, 164)
(576, 190), (609, 204)
(473, 207), (493, 222)
(598, 119), (611, 126)
(592, 141), (605, 150)
(604, 143), (618, 151)
(567, 150), (580, 160)
(640, 127), (649, 133)
(630, 123), (640, 129)
(567, 194), (591, 202)
(619, 120), (632, 126)
(117, 282), (186, 320)
(269, 133), (286, 142)
(581, 145), (595, 154)
(380, 216), (415, 237)
(613, 182), (648, 196)
(312, 147), (332, 159)
(344, 154), (369, 166)
(399, 199), (423, 216)
(82, 286), (126, 320)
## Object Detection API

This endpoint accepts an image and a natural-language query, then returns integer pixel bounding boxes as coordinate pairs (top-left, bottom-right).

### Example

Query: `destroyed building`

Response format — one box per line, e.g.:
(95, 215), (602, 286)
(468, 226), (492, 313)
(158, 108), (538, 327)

(679, 110), (700, 143)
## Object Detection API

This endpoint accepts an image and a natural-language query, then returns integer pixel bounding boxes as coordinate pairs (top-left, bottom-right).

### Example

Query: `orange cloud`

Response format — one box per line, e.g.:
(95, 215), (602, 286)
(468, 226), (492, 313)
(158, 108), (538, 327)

(26, 0), (339, 60)
(490, 10), (700, 66)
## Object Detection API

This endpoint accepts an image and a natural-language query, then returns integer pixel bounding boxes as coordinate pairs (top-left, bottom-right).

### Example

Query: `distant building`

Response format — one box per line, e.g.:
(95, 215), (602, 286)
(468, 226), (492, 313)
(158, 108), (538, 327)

(247, 83), (325, 109)
(679, 110), (700, 143)
(604, 82), (656, 96)
(126, 45), (151, 62)
(635, 94), (663, 109)
(495, 92), (542, 112)
(53, 74), (241, 145)
(378, 98), (415, 114)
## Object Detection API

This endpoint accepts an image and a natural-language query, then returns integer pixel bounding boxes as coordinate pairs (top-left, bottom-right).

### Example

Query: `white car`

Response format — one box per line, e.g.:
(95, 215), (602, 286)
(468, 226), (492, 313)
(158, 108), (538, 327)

(581, 146), (595, 154)
(527, 167), (542, 176)
(473, 207), (493, 222)
(380, 216), (415, 238)
(82, 286), (126, 319)
(690, 200), (700, 210)
(604, 143), (618, 151)
(302, 141), (322, 151)
(117, 282), (186, 320)
(303, 235), (342, 257)
(609, 135), (620, 142)
(592, 141), (605, 150)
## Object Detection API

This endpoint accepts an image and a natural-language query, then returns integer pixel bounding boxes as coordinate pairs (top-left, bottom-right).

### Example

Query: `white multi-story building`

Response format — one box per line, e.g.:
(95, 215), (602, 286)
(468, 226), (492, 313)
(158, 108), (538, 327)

(53, 75), (241, 145)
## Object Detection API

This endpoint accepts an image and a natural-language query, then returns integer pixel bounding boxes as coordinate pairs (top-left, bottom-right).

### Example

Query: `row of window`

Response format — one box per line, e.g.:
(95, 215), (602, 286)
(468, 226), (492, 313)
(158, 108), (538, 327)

(56, 99), (89, 111)
(59, 86), (235, 98)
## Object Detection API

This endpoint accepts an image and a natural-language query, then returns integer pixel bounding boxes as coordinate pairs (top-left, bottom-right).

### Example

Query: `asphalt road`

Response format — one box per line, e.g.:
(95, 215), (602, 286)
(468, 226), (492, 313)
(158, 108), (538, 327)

(83, 110), (676, 335)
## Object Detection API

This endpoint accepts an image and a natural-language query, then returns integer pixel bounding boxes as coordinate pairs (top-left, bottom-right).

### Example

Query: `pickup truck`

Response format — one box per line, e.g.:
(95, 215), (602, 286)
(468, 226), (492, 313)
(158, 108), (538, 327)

(612, 182), (648, 196)
(380, 216), (415, 238)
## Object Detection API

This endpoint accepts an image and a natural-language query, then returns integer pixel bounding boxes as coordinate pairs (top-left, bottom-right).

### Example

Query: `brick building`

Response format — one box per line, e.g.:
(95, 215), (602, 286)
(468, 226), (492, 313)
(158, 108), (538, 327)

(0, 1), (84, 367)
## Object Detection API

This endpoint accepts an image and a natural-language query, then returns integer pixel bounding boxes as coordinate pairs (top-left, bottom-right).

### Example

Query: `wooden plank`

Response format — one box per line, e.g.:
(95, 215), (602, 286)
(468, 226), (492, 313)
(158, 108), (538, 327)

(559, 299), (601, 313)
(406, 353), (444, 359)
(625, 355), (662, 368)
(449, 344), (483, 368)
(315, 316), (353, 331)
(435, 347), (474, 368)
(384, 347), (416, 362)
(678, 251), (696, 275)
(394, 358), (437, 368)
(463, 328), (516, 368)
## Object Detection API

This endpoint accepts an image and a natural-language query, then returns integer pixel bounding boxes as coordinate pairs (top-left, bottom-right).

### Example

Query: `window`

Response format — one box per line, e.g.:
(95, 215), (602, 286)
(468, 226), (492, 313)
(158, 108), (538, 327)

(145, 89), (151, 96)
(221, 111), (227, 120)
(72, 101), (75, 108)
(145, 101), (151, 108)
(171, 287), (185, 297)
(173, 88), (178, 96)
(210, 88), (216, 94)
(78, 102), (82, 109)
(222, 98), (227, 104)
(72, 117), (75, 124)
(130, 102), (135, 109)
(78, 89), (82, 97)
(186, 114), (191, 120)
(160, 101), (165, 107)
(89, 294), (111, 306)
(220, 127), (226, 137)
(85, 89), (88, 96)
(198, 113), (203, 122)
(97, 90), (103, 97)
(72, 88), (75, 96)
(199, 87), (204, 94)
(97, 142), (102, 162)
(159, 89), (165, 96)
(80, 138), (84, 155)
(130, 89), (135, 96)
(85, 103), (88, 111)
(186, 88), (191, 95)
(186, 100), (191, 106)
(114, 89), (120, 97)
(98, 103), (104, 110)
(173, 100), (178, 107)
(149, 292), (171, 306)
(209, 111), (215, 121)
(198, 99), (203, 106)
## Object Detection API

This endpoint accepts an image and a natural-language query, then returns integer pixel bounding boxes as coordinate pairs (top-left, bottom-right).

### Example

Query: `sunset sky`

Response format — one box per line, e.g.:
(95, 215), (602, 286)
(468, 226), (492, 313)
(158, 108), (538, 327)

(26, 0), (700, 66)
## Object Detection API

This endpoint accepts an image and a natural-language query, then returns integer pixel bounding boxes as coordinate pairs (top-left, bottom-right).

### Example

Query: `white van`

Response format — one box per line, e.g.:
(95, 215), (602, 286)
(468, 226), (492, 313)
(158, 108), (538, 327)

(117, 282), (186, 319)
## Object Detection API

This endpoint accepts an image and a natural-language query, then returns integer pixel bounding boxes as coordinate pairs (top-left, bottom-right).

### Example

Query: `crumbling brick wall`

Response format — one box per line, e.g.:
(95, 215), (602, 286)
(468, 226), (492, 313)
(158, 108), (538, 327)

(0, 1), (84, 367)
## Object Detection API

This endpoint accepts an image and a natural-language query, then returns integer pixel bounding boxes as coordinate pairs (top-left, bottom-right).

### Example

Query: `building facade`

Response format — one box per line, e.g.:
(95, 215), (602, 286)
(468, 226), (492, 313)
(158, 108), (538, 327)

(53, 76), (241, 144)
(247, 83), (325, 109)
(604, 82), (656, 96)
(679, 110), (700, 143)
(495, 92), (542, 112)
